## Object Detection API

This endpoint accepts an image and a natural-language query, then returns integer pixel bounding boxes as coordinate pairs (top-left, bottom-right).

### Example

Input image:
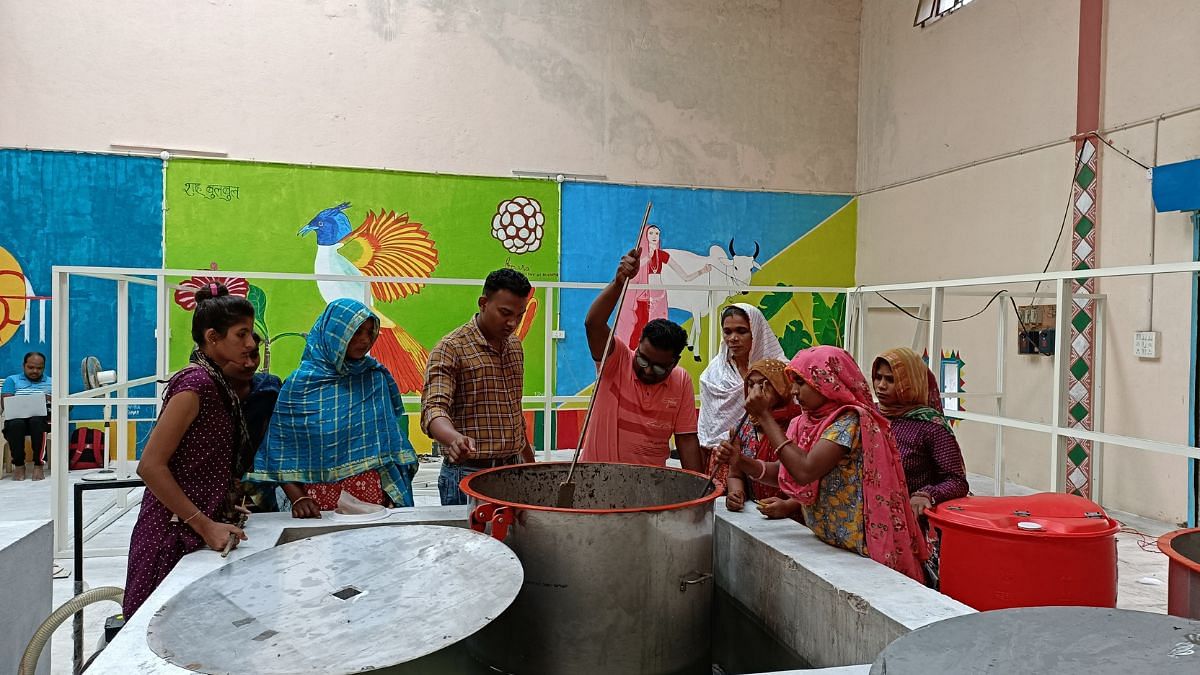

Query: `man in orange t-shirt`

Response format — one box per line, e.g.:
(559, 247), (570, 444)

(580, 249), (704, 471)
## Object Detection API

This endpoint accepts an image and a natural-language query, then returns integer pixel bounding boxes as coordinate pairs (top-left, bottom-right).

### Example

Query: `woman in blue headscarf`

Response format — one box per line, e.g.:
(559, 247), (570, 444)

(248, 299), (419, 518)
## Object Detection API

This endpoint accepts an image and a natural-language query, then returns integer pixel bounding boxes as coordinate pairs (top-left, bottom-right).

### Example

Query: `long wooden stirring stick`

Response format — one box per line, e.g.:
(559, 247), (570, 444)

(556, 201), (654, 508)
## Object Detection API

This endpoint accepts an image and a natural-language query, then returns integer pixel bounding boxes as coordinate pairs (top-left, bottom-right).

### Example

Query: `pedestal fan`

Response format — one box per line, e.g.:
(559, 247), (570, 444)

(79, 357), (118, 481)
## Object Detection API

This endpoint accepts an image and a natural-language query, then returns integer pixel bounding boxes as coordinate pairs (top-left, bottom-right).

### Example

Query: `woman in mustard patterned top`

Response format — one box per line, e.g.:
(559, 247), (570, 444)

(717, 345), (927, 582)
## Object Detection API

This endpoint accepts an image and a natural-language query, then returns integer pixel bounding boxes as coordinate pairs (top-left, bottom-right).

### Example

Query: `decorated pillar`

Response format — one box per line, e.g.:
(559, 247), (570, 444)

(1064, 0), (1104, 497)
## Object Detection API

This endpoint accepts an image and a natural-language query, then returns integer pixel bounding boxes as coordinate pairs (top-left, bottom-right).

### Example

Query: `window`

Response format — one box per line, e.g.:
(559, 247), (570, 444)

(914, 0), (977, 27)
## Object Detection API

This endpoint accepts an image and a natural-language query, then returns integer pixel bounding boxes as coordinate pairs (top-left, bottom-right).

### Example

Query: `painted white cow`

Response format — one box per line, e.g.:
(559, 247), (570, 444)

(657, 240), (761, 360)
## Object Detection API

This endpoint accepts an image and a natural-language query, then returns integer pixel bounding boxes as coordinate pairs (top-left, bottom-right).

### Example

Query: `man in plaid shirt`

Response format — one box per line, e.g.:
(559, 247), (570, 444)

(421, 269), (535, 505)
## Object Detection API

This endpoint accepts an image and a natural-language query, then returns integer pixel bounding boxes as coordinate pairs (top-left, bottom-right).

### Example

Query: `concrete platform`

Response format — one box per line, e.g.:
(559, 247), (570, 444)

(87, 494), (967, 672)
(715, 505), (972, 669)
(0, 520), (52, 675)
(0, 461), (1179, 673)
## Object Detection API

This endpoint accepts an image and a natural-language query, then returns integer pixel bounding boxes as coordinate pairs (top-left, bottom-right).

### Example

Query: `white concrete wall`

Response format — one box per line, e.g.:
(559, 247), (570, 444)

(0, 0), (861, 193)
(855, 0), (1200, 522)
(715, 506), (973, 668)
(0, 520), (52, 675)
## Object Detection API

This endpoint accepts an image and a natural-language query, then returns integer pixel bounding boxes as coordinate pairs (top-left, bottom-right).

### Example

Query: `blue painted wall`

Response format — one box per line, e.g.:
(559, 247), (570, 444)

(0, 150), (163, 432)
(557, 182), (852, 395)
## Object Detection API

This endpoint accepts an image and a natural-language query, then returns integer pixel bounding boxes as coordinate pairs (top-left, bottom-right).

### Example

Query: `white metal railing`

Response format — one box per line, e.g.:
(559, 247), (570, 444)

(48, 266), (840, 556)
(847, 263), (1200, 508)
(49, 271), (172, 558)
(848, 286), (1110, 503)
(48, 261), (1200, 555)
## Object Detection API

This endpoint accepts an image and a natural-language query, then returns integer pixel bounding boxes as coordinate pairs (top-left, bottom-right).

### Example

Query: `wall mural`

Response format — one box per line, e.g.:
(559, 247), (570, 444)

(0, 151), (164, 388)
(0, 245), (33, 349)
(557, 182), (857, 398)
(163, 160), (560, 451)
(0, 150), (164, 453)
(3, 150), (858, 453)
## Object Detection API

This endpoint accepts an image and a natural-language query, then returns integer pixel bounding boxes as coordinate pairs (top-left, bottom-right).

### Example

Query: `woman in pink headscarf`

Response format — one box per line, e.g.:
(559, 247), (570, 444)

(716, 345), (928, 582)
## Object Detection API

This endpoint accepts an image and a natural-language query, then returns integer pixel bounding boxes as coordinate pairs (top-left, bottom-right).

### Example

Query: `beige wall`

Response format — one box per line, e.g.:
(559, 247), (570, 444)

(1105, 0), (1200, 126)
(0, 0), (860, 193)
(1094, 116), (1200, 523)
(858, 0), (1077, 192)
(858, 147), (1073, 496)
(857, 0), (1200, 522)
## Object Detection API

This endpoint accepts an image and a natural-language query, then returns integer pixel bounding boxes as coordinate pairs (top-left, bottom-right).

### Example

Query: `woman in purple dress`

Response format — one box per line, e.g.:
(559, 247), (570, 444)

(123, 283), (257, 618)
(871, 347), (969, 518)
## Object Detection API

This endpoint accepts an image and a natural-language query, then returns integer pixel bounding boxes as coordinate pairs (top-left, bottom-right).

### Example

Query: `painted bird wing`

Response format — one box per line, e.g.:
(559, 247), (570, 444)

(370, 322), (429, 394)
(337, 210), (438, 302)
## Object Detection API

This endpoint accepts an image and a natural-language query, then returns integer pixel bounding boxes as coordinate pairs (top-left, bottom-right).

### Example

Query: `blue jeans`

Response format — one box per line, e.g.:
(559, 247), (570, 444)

(438, 462), (482, 506)
(438, 456), (519, 505)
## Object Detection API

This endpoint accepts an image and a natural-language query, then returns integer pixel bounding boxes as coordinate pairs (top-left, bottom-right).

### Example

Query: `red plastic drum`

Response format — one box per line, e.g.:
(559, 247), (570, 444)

(926, 493), (1120, 611)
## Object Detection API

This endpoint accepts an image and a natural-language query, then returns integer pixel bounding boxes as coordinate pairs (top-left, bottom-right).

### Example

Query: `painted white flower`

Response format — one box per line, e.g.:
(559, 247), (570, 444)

(491, 196), (545, 254)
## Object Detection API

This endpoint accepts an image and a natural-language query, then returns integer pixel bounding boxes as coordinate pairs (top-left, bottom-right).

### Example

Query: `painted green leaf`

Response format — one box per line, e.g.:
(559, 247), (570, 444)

(811, 292), (846, 346)
(248, 284), (269, 334)
(780, 318), (813, 358)
(757, 283), (792, 321)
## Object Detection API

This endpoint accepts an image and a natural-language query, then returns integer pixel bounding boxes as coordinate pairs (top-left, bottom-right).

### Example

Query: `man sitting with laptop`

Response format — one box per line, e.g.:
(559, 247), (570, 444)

(2, 352), (52, 481)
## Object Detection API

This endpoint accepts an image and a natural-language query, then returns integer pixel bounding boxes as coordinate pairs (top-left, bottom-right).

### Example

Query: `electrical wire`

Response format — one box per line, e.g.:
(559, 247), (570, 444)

(1009, 141), (1087, 355)
(877, 144), (1084, 357)
(1029, 143), (1085, 297)
(1089, 132), (1153, 171)
(866, 131), (1152, 355)
(1116, 520), (1165, 555)
(1015, 129), (1155, 351)
(873, 289), (1008, 323)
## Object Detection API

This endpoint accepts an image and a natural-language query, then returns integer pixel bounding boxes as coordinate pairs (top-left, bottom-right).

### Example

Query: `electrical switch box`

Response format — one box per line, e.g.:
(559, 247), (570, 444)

(1017, 305), (1056, 355)
(1134, 331), (1160, 359)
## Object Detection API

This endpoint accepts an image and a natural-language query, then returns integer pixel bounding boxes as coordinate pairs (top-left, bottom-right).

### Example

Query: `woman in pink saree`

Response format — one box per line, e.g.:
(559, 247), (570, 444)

(717, 345), (928, 582)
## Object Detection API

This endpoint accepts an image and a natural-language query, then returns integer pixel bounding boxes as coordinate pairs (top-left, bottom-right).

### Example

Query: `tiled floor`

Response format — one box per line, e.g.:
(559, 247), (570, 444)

(0, 463), (1179, 673)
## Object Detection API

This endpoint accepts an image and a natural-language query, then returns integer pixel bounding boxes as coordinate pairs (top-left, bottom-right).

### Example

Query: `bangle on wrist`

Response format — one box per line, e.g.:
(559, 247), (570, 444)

(773, 439), (792, 455)
(754, 459), (768, 482)
(292, 495), (314, 507)
(182, 509), (202, 524)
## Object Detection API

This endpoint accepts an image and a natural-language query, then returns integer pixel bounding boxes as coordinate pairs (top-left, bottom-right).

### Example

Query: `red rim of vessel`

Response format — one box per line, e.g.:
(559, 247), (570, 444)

(459, 461), (725, 514)
(1157, 527), (1200, 572)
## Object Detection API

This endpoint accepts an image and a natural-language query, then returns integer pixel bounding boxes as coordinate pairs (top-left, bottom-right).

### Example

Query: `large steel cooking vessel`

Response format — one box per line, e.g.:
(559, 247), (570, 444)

(461, 461), (721, 675)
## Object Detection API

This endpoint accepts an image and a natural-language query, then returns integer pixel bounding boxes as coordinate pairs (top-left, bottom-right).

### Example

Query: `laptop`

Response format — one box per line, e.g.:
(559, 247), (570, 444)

(3, 394), (48, 420)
